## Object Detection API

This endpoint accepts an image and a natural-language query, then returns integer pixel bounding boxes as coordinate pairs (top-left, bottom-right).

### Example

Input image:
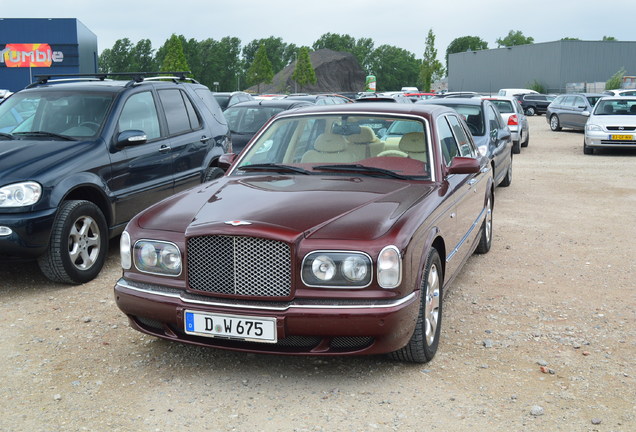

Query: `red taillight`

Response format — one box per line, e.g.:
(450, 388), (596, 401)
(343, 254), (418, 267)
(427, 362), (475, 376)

(508, 114), (518, 126)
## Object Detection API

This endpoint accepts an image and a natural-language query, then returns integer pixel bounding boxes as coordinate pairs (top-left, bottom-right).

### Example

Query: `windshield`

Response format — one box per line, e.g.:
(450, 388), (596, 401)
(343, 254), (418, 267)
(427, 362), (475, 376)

(225, 106), (282, 134)
(593, 99), (636, 115)
(0, 90), (114, 138)
(234, 114), (431, 180)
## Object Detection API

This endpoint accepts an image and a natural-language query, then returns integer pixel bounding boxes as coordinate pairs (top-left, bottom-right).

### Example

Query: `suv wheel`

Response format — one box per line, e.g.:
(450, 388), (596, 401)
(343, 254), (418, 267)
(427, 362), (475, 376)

(38, 200), (108, 284)
(525, 106), (536, 116)
(203, 166), (225, 182)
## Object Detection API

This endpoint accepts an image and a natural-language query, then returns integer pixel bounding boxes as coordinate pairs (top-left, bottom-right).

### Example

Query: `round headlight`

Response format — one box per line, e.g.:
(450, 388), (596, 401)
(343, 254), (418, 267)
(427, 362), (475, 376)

(312, 255), (336, 281)
(160, 246), (181, 271)
(138, 243), (158, 267)
(342, 256), (368, 282)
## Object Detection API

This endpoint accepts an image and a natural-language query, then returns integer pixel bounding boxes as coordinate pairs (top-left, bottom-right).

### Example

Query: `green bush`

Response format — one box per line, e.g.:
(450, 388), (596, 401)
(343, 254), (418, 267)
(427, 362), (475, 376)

(527, 80), (546, 93)
(606, 67), (626, 90)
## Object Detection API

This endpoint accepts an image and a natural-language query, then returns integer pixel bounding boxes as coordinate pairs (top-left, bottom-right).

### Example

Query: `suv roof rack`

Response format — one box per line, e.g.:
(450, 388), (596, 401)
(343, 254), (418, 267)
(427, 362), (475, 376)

(28, 72), (198, 88)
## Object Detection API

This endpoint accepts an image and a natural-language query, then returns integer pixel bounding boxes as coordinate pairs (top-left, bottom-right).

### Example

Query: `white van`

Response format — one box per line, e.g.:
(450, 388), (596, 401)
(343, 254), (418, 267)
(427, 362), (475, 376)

(497, 88), (538, 97)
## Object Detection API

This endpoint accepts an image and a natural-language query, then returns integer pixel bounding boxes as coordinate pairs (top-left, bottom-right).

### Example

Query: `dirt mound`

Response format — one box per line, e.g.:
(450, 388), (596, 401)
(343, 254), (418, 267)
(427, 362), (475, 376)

(247, 48), (366, 94)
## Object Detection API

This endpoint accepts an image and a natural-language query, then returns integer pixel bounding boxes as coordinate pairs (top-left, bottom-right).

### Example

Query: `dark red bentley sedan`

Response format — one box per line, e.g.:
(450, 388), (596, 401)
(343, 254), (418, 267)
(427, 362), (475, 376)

(114, 103), (494, 363)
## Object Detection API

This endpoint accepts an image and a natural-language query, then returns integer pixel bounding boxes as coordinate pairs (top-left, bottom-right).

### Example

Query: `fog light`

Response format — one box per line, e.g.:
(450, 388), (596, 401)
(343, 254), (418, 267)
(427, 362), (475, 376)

(0, 226), (12, 236)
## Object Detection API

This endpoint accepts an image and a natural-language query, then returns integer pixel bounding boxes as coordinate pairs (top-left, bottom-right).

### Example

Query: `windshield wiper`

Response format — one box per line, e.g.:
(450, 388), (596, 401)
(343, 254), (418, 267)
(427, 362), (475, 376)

(237, 163), (312, 175)
(312, 164), (411, 179)
(13, 131), (76, 141)
(0, 132), (15, 140)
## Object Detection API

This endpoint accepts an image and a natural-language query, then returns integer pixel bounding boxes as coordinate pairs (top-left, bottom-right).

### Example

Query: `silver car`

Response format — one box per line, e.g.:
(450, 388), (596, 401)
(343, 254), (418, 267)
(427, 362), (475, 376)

(584, 97), (636, 154)
(484, 96), (529, 154)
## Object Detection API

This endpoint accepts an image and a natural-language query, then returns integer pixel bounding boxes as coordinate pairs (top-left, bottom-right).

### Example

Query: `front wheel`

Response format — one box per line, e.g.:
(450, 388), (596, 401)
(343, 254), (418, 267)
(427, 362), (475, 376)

(389, 248), (443, 363)
(203, 166), (225, 182)
(499, 156), (512, 187)
(583, 139), (594, 155)
(475, 193), (493, 254)
(38, 200), (108, 284)
(550, 115), (562, 131)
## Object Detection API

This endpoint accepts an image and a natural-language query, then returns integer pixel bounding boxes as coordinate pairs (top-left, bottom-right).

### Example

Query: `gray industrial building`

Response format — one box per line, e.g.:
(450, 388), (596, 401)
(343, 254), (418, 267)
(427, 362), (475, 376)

(448, 40), (636, 94)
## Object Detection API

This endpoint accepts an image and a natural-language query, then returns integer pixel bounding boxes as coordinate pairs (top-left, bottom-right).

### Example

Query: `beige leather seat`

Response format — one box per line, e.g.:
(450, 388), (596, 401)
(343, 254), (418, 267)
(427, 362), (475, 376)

(346, 126), (383, 159)
(398, 132), (427, 162)
(301, 132), (354, 163)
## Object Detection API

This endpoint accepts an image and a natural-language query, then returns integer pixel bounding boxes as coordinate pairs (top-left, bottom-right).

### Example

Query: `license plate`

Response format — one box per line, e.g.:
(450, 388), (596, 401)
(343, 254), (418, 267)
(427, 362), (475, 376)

(184, 310), (277, 343)
(610, 134), (633, 140)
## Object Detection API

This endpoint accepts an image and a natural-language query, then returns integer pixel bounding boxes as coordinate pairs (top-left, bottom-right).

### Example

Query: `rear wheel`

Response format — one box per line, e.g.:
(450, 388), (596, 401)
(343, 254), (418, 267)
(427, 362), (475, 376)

(38, 200), (108, 284)
(475, 193), (493, 254)
(499, 156), (512, 187)
(550, 115), (562, 131)
(525, 106), (536, 116)
(389, 248), (443, 363)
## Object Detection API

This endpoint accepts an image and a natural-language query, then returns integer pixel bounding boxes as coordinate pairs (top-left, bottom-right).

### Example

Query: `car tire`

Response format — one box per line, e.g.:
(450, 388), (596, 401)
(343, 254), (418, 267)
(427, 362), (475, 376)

(512, 139), (521, 154)
(550, 115), (562, 131)
(203, 166), (225, 182)
(475, 193), (493, 254)
(583, 140), (594, 155)
(522, 131), (529, 147)
(38, 200), (108, 284)
(499, 156), (512, 187)
(389, 248), (443, 363)
(526, 106), (536, 116)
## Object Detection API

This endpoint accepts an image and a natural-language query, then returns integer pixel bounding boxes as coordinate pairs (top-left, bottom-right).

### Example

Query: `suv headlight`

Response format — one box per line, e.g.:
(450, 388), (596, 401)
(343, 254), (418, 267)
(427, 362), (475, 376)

(0, 182), (42, 207)
(133, 240), (182, 276)
(302, 251), (372, 288)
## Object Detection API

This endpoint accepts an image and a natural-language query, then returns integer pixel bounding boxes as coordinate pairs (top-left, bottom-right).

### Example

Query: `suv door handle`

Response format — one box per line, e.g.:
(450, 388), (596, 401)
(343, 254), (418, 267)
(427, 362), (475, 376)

(159, 144), (171, 153)
(200, 135), (212, 143)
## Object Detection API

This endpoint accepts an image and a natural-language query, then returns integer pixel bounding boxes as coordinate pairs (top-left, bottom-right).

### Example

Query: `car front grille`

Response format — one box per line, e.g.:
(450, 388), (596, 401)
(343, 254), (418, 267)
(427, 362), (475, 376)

(187, 235), (291, 297)
(606, 126), (636, 131)
(600, 140), (636, 145)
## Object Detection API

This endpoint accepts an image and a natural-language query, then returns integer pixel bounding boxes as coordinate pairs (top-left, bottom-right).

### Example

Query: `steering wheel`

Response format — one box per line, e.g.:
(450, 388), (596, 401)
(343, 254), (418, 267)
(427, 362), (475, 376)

(377, 149), (408, 158)
(78, 121), (100, 130)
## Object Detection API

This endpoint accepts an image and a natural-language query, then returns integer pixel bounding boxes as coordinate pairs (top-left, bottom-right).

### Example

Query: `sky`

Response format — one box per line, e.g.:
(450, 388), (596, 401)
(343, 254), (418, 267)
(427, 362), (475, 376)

(2, 0), (634, 61)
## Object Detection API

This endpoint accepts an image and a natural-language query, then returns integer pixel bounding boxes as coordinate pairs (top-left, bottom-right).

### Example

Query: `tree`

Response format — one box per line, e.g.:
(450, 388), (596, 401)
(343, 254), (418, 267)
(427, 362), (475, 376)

(496, 30), (534, 47)
(561, 37), (580, 41)
(98, 38), (134, 73)
(367, 45), (420, 92)
(160, 34), (190, 73)
(606, 67), (626, 90)
(445, 35), (488, 72)
(243, 37), (290, 74)
(130, 39), (157, 72)
(602, 36), (618, 41)
(247, 44), (274, 93)
(419, 29), (444, 92)
(291, 47), (317, 92)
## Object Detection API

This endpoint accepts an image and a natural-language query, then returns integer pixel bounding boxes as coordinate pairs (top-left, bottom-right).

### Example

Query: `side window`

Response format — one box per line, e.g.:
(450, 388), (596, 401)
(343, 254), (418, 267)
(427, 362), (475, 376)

(118, 92), (161, 140)
(158, 89), (201, 136)
(574, 97), (585, 108)
(447, 115), (474, 157)
(563, 96), (575, 107)
(486, 105), (501, 132)
(437, 116), (460, 166)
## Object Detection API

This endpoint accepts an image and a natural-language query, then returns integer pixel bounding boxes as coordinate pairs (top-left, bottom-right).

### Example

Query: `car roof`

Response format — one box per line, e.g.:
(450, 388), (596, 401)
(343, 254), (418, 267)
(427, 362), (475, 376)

(226, 99), (314, 109)
(418, 97), (484, 107)
(272, 101), (455, 119)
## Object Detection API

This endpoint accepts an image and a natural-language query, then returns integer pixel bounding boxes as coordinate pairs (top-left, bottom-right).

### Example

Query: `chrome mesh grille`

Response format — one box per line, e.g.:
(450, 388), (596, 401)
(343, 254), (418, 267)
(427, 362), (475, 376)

(187, 236), (291, 297)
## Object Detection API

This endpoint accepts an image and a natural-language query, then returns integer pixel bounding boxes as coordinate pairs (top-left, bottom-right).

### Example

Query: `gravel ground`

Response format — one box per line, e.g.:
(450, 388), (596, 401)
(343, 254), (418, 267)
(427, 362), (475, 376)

(1, 115), (634, 432)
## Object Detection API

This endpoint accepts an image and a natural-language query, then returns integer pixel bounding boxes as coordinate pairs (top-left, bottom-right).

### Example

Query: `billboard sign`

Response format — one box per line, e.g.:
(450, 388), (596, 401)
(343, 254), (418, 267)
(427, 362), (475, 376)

(0, 43), (64, 68)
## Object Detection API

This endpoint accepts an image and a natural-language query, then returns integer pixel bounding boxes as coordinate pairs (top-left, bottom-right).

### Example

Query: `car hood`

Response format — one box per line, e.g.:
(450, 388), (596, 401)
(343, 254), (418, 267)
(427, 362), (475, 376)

(0, 139), (97, 181)
(136, 174), (436, 241)
(588, 114), (636, 127)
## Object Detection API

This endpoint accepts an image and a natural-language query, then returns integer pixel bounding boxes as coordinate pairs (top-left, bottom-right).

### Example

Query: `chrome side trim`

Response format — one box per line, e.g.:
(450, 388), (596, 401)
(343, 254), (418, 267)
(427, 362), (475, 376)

(116, 278), (417, 312)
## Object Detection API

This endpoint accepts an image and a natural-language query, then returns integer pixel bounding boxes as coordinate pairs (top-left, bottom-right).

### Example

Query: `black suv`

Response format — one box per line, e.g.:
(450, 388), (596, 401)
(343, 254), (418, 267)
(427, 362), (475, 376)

(0, 72), (231, 283)
(515, 93), (555, 116)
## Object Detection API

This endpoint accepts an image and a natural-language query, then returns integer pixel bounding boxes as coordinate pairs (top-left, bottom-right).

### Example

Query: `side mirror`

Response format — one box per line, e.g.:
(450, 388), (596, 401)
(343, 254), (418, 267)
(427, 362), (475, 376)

(218, 153), (237, 171)
(499, 128), (511, 140)
(116, 130), (147, 148)
(447, 157), (480, 175)
(582, 111), (590, 117)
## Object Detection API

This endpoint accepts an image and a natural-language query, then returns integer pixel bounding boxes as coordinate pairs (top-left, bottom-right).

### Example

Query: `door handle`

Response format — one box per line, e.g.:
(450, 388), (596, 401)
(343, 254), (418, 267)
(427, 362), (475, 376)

(200, 135), (212, 143)
(159, 144), (171, 153)
(468, 179), (477, 186)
